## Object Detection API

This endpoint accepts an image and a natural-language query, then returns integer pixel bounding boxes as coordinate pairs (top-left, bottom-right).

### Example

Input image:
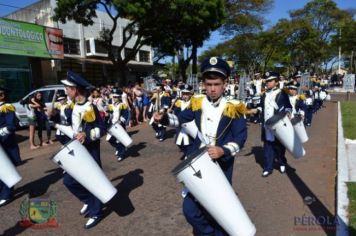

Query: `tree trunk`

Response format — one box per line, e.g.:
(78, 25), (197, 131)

(114, 62), (127, 86)
(192, 45), (198, 75)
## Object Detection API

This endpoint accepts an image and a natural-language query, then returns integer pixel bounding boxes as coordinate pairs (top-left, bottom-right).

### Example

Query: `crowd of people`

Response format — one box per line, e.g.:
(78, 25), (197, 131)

(0, 57), (332, 234)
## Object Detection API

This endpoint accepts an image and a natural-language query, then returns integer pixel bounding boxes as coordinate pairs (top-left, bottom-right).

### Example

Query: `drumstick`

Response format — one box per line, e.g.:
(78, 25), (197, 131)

(48, 89), (58, 116)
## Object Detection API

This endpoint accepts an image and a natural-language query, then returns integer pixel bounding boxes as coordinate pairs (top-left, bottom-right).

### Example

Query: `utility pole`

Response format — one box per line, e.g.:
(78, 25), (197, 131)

(338, 28), (341, 74)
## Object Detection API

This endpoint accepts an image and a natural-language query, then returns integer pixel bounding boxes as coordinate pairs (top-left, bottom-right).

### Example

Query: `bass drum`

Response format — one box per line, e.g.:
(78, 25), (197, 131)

(0, 145), (22, 188)
(51, 139), (117, 203)
(172, 148), (256, 236)
(265, 112), (305, 159)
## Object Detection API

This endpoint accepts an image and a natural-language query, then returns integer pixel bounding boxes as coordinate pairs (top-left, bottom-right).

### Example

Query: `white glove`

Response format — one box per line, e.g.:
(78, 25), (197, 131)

(0, 127), (10, 136)
(90, 128), (101, 141)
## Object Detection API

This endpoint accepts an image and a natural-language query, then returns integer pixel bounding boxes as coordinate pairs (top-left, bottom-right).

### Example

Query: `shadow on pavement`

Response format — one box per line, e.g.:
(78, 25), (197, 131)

(165, 129), (176, 139)
(13, 168), (63, 199)
(128, 130), (139, 136)
(15, 134), (28, 144)
(18, 158), (34, 166)
(1, 222), (27, 236)
(246, 146), (264, 169)
(126, 142), (147, 157)
(286, 165), (336, 235)
(103, 169), (144, 218)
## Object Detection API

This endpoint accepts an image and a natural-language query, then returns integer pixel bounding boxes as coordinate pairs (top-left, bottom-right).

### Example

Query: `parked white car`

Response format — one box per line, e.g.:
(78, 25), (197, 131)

(12, 85), (66, 127)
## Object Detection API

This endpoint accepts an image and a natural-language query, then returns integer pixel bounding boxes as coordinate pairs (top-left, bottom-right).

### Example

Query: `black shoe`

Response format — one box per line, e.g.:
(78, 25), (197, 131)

(84, 216), (101, 229)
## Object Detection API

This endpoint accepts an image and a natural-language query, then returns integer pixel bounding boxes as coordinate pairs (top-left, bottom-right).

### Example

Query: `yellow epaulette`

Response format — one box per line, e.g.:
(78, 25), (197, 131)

(188, 95), (204, 111)
(175, 100), (182, 108)
(0, 103), (15, 113)
(298, 94), (306, 100)
(163, 92), (170, 97)
(223, 100), (248, 119)
(108, 104), (113, 112)
(119, 103), (128, 110)
(83, 105), (96, 123)
(260, 91), (266, 96)
(152, 93), (158, 100)
(66, 102), (74, 110)
(56, 103), (63, 110)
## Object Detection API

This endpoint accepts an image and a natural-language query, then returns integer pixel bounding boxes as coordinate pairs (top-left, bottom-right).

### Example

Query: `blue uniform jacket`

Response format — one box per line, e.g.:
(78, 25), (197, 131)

(0, 103), (21, 165)
(64, 102), (106, 147)
(177, 96), (247, 182)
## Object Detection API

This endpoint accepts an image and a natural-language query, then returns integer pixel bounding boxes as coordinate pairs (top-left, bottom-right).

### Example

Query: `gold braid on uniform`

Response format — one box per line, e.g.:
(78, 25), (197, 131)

(188, 95), (204, 111)
(83, 105), (96, 123)
(0, 103), (16, 113)
(223, 101), (248, 119)
(108, 104), (113, 112)
(298, 94), (306, 100)
(119, 103), (128, 110)
(175, 100), (182, 108)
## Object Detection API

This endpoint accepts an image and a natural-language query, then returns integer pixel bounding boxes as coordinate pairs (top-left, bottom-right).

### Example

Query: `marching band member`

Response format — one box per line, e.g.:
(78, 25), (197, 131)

(60, 71), (106, 229)
(106, 88), (130, 161)
(171, 84), (194, 157)
(155, 57), (248, 235)
(0, 87), (22, 207)
(252, 72), (264, 95)
(150, 84), (172, 142)
(52, 95), (71, 145)
(287, 81), (307, 119)
(304, 86), (314, 126)
(254, 72), (292, 177)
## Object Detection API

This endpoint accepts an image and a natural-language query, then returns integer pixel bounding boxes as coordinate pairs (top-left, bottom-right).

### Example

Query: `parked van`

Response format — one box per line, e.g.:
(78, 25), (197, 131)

(12, 85), (66, 127)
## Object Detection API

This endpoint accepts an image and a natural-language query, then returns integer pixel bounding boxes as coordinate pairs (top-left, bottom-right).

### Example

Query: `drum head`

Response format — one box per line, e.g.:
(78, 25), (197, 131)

(265, 111), (287, 127)
(171, 148), (207, 176)
(50, 139), (76, 160)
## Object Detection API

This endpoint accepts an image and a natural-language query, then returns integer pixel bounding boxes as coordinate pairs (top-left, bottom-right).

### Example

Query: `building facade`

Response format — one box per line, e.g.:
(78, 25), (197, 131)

(2, 0), (154, 100)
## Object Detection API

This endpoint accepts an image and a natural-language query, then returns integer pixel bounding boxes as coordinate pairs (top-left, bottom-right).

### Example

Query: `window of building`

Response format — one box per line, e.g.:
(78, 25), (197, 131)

(124, 48), (136, 61)
(95, 40), (108, 54)
(139, 50), (150, 62)
(63, 38), (80, 55)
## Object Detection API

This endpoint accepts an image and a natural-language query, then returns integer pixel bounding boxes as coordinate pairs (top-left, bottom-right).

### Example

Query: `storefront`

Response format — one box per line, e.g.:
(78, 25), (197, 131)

(0, 17), (63, 102)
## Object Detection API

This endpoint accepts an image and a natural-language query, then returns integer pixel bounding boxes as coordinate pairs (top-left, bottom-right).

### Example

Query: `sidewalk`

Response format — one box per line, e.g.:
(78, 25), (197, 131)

(234, 101), (337, 236)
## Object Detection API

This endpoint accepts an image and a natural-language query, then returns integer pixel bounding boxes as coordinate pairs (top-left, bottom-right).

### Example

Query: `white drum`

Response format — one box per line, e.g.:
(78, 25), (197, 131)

(265, 112), (305, 159)
(0, 145), (22, 188)
(172, 149), (256, 236)
(51, 139), (117, 203)
(181, 121), (198, 138)
(319, 91), (327, 100)
(55, 124), (74, 138)
(291, 116), (308, 143)
(305, 97), (313, 106)
(108, 123), (133, 147)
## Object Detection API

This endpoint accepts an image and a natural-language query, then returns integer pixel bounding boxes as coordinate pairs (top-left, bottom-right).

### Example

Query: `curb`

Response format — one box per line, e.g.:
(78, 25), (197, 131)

(336, 101), (349, 236)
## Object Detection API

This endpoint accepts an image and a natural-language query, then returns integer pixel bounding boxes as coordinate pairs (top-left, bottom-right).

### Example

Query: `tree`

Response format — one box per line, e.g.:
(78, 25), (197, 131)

(53, 0), (159, 85)
(221, 0), (273, 35)
(53, 0), (225, 84)
(289, 0), (353, 72)
(150, 0), (226, 81)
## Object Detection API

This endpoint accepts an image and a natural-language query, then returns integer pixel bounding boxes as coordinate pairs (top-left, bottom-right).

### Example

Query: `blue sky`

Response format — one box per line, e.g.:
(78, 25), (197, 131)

(1, 0), (355, 55)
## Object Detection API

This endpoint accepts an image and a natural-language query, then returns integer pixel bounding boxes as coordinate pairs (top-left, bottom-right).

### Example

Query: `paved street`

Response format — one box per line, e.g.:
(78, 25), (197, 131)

(0, 100), (337, 236)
